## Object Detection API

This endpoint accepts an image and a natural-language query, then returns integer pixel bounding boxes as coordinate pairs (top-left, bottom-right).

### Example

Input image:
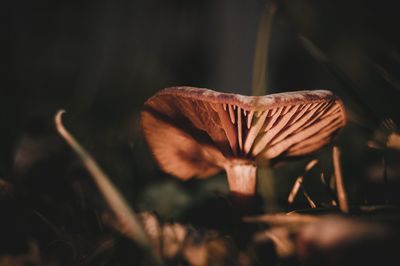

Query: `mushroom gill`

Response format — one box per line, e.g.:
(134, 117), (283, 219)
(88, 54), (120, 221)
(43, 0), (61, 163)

(141, 87), (346, 196)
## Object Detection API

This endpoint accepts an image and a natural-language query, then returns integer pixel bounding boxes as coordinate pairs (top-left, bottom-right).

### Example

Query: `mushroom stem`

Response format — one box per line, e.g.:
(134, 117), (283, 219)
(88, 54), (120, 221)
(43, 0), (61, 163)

(224, 160), (257, 196)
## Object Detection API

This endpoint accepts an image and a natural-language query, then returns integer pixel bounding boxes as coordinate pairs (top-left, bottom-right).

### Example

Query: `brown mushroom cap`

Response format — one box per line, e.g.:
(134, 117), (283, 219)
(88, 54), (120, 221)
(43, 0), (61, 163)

(141, 86), (346, 180)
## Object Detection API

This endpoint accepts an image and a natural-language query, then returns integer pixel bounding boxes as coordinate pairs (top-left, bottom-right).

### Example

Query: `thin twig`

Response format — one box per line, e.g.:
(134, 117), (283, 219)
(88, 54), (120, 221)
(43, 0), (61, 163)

(302, 190), (316, 209)
(305, 159), (318, 172)
(54, 110), (161, 263)
(288, 176), (303, 204)
(287, 159), (318, 205)
(332, 146), (349, 213)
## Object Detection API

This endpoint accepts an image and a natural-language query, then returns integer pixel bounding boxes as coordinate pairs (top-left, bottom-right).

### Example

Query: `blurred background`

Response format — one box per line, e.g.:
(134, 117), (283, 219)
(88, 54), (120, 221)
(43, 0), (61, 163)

(1, 0), (400, 264)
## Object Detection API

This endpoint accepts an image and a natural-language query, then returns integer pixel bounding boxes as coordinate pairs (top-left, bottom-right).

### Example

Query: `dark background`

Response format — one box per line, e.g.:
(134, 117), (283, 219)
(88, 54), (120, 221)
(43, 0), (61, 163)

(1, 0), (400, 264)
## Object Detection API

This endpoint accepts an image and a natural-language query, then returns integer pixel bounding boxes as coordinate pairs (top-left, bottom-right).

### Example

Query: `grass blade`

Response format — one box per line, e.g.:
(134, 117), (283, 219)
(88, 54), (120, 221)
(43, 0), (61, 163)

(251, 1), (276, 96)
(332, 146), (349, 213)
(54, 110), (161, 263)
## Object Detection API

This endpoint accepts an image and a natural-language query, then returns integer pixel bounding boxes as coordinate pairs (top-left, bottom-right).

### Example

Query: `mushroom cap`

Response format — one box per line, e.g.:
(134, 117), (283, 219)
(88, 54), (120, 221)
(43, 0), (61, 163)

(141, 87), (346, 180)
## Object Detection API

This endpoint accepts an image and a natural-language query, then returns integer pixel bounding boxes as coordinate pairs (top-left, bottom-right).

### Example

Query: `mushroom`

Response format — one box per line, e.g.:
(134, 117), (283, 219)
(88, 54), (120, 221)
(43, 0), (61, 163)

(141, 87), (346, 197)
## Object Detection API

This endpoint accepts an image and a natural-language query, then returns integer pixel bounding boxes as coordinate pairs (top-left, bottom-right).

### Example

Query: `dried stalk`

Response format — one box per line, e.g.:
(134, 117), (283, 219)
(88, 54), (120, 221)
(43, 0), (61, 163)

(288, 176), (303, 204)
(305, 159), (318, 171)
(54, 110), (161, 263)
(287, 159), (318, 205)
(332, 146), (349, 213)
(303, 191), (317, 209)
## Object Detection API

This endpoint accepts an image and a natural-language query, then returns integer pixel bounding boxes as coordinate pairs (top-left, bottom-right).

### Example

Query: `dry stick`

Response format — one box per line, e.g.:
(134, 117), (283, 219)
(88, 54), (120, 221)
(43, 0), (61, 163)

(287, 176), (303, 204)
(54, 110), (161, 264)
(305, 159), (318, 172)
(287, 159), (318, 206)
(302, 190), (316, 209)
(302, 160), (318, 208)
(332, 146), (349, 213)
